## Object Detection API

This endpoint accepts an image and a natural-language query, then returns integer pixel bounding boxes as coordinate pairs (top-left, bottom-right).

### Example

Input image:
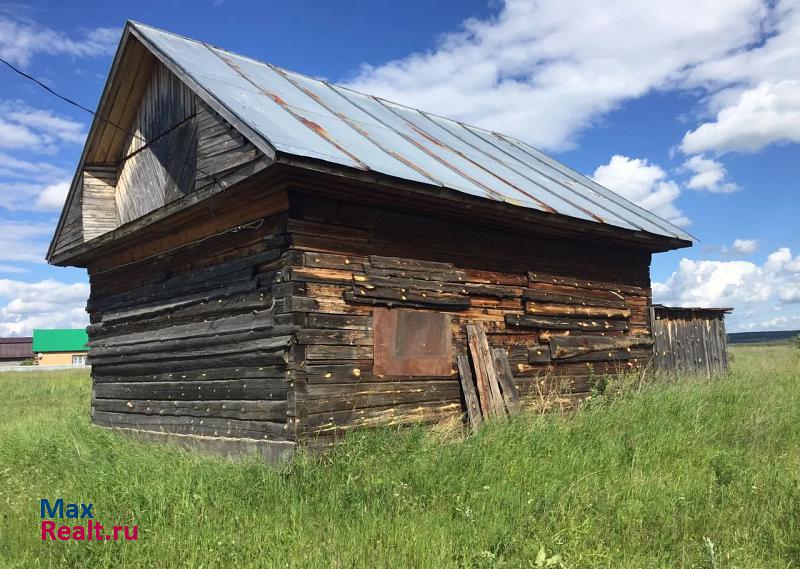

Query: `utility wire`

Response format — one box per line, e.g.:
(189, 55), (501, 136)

(0, 56), (226, 192)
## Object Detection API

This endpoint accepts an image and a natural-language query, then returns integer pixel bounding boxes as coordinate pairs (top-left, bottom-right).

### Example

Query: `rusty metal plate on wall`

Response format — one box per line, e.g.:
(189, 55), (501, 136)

(373, 307), (453, 376)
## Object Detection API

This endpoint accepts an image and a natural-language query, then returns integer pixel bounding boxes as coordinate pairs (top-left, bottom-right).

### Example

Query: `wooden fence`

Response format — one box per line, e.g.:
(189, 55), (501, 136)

(650, 305), (731, 376)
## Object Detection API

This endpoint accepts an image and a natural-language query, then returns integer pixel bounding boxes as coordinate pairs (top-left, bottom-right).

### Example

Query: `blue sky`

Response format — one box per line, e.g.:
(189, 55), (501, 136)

(1, 0), (799, 334)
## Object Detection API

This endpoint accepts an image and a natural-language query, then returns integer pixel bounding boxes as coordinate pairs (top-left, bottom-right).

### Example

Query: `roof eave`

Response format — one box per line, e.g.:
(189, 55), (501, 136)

(274, 152), (694, 253)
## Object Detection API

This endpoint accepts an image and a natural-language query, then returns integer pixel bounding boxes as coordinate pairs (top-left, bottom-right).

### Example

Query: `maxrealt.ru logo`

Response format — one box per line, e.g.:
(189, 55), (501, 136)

(40, 499), (138, 542)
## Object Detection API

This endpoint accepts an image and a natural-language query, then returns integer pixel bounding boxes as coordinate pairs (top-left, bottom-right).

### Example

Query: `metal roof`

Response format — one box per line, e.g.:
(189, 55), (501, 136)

(653, 305), (733, 315)
(131, 22), (693, 243)
(32, 329), (88, 353)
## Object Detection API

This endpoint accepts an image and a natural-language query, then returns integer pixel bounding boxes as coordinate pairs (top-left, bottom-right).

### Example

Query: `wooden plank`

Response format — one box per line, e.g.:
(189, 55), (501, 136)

(466, 323), (504, 418)
(456, 354), (482, 429)
(491, 347), (521, 409)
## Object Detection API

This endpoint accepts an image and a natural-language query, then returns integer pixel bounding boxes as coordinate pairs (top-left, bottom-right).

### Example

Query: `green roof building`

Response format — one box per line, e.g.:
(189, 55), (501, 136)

(32, 329), (88, 366)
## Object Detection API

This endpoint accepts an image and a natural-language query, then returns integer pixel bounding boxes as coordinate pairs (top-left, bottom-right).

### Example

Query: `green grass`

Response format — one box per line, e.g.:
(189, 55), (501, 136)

(1, 345), (799, 568)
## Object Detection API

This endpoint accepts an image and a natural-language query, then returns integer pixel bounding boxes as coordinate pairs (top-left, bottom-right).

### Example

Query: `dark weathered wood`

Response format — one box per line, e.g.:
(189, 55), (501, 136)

(505, 314), (629, 331)
(550, 334), (654, 360)
(466, 324), (504, 417)
(491, 347), (521, 408)
(526, 301), (631, 318)
(92, 410), (287, 439)
(456, 354), (482, 429)
(93, 379), (287, 401)
(343, 289), (470, 309)
(527, 345), (551, 363)
(93, 399), (287, 421)
(522, 288), (627, 308)
(650, 308), (729, 375)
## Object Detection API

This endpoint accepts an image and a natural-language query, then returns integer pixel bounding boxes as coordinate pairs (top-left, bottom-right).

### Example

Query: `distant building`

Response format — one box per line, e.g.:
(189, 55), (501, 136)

(0, 337), (33, 365)
(32, 329), (89, 366)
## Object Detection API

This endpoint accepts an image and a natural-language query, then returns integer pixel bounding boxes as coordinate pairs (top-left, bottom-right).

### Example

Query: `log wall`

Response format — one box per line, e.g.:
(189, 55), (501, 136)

(85, 208), (300, 442)
(82, 186), (663, 451)
(284, 192), (656, 446)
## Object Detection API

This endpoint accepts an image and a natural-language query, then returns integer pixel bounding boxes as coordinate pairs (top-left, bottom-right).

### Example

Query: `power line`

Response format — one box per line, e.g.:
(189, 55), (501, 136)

(0, 55), (226, 193)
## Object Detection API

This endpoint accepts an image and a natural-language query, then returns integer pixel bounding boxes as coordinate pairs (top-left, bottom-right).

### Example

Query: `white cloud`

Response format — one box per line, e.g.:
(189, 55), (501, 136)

(681, 155), (739, 193)
(33, 181), (70, 211)
(345, 0), (767, 151)
(0, 178), (72, 212)
(343, 0), (800, 157)
(654, 246), (800, 331)
(0, 278), (89, 336)
(0, 101), (86, 150)
(0, 264), (28, 274)
(681, 80), (800, 154)
(0, 17), (119, 66)
(591, 155), (689, 227)
(0, 220), (54, 263)
(0, 152), (65, 179)
(732, 239), (758, 254)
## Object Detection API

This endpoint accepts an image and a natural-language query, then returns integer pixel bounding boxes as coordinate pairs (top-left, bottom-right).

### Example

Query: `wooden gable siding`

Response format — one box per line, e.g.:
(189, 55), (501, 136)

(82, 166), (118, 240)
(283, 192), (654, 446)
(50, 62), (271, 262)
(116, 63), (198, 224)
(51, 178), (84, 255)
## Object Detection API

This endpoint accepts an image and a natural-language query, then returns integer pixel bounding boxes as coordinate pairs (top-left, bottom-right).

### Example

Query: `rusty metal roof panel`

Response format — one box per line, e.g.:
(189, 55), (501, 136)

(131, 22), (693, 243)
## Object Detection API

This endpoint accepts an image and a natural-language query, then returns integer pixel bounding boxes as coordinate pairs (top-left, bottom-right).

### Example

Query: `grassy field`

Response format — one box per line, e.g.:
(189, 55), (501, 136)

(0, 345), (798, 568)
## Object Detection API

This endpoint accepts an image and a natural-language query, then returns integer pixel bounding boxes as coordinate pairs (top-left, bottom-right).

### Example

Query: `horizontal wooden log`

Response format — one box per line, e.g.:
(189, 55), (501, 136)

(89, 311), (282, 347)
(304, 401), (462, 433)
(88, 249), (282, 312)
(92, 411), (288, 440)
(299, 364), (457, 384)
(304, 344), (373, 361)
(93, 379), (287, 401)
(521, 288), (628, 309)
(353, 274), (465, 294)
(550, 334), (654, 359)
(305, 381), (459, 414)
(368, 255), (456, 272)
(87, 336), (292, 365)
(362, 266), (468, 282)
(287, 219), (369, 243)
(289, 267), (355, 285)
(93, 366), (286, 384)
(90, 352), (290, 376)
(307, 313), (371, 330)
(295, 329), (372, 346)
(526, 301), (631, 319)
(94, 288), (275, 327)
(505, 314), (629, 331)
(93, 399), (287, 421)
(345, 288), (470, 309)
(302, 251), (366, 272)
(527, 272), (642, 296)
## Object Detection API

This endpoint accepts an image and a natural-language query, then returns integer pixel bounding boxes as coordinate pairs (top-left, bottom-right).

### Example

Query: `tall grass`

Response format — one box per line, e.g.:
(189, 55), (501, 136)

(1, 345), (798, 568)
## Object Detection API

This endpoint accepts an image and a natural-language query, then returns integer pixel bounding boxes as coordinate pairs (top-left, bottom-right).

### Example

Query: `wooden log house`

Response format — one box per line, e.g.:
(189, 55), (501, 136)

(47, 22), (694, 458)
